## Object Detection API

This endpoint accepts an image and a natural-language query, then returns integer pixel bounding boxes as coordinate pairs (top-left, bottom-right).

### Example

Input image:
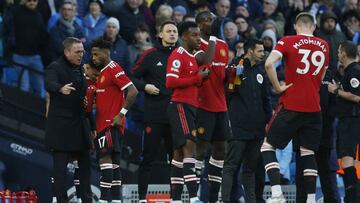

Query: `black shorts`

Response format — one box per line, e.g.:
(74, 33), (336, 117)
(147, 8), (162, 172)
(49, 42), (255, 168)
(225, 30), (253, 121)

(337, 117), (360, 158)
(167, 102), (197, 149)
(266, 105), (322, 151)
(94, 127), (122, 158)
(196, 109), (231, 142)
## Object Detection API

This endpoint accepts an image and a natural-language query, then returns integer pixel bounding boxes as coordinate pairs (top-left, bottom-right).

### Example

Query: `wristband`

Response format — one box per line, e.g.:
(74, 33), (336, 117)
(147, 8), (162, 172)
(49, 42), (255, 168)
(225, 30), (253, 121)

(209, 36), (217, 42)
(120, 108), (128, 115)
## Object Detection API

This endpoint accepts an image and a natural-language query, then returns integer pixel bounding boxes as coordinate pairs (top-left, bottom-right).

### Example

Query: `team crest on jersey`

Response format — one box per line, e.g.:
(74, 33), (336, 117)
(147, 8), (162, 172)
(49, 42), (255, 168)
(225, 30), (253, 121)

(256, 74), (263, 84)
(350, 78), (359, 88)
(278, 41), (284, 45)
(100, 76), (105, 83)
(220, 49), (227, 57)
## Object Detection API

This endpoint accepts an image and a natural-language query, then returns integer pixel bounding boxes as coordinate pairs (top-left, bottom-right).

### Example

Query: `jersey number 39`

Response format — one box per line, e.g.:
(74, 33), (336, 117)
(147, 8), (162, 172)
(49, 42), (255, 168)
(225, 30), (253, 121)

(296, 49), (325, 76)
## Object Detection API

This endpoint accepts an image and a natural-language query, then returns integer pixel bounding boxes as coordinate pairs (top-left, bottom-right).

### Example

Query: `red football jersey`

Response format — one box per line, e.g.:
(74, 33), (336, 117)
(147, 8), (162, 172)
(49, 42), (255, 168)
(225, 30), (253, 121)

(196, 38), (228, 112)
(166, 47), (202, 107)
(85, 78), (96, 113)
(95, 61), (132, 133)
(273, 34), (329, 112)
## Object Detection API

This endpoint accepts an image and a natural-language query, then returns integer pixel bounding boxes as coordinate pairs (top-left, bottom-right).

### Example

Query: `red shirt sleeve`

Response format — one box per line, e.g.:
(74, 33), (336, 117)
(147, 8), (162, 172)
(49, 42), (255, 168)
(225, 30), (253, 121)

(166, 51), (202, 89)
(273, 37), (288, 58)
(111, 65), (133, 91)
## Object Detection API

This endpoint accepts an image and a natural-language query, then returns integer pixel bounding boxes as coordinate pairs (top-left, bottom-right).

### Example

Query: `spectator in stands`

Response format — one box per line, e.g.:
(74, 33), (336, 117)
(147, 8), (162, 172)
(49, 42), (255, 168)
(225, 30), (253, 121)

(215, 0), (231, 17)
(224, 21), (241, 51)
(233, 0), (263, 21)
(114, 0), (146, 43)
(234, 15), (257, 40)
(49, 0), (85, 61)
(128, 23), (153, 68)
(103, 17), (130, 71)
(341, 10), (360, 44)
(173, 5), (187, 24)
(234, 39), (245, 57)
(256, 0), (285, 37)
(342, 0), (358, 12)
(261, 29), (277, 54)
(315, 11), (346, 70)
(3, 0), (48, 97)
(155, 4), (173, 26)
(47, 0), (84, 31)
(284, 0), (307, 35)
(83, 0), (107, 48)
(183, 13), (196, 22)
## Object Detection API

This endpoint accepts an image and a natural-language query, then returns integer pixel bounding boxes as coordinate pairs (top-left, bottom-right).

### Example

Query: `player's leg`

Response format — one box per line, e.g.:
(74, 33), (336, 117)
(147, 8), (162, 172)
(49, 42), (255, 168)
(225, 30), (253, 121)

(171, 149), (184, 203)
(208, 140), (225, 203)
(138, 123), (163, 202)
(195, 109), (215, 183)
(72, 159), (82, 202)
(298, 112), (324, 203)
(94, 128), (116, 203)
(242, 139), (263, 203)
(111, 152), (122, 203)
(183, 139), (199, 203)
(208, 112), (230, 203)
(221, 140), (246, 203)
(167, 102), (187, 202)
(261, 107), (294, 202)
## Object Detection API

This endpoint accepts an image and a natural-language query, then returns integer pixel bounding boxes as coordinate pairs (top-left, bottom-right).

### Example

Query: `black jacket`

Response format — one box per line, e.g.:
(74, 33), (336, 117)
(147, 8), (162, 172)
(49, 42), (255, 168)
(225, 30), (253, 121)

(130, 40), (176, 123)
(45, 56), (91, 151)
(336, 62), (360, 118)
(227, 57), (272, 140)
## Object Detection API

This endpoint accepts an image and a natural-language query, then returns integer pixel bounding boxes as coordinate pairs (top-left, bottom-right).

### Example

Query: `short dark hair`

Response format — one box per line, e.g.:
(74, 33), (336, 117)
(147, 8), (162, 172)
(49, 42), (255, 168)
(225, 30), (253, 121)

(178, 21), (198, 36)
(91, 37), (112, 50)
(195, 11), (213, 24)
(160, 20), (177, 32)
(63, 37), (82, 50)
(340, 41), (357, 59)
(295, 12), (315, 25)
(244, 38), (263, 54)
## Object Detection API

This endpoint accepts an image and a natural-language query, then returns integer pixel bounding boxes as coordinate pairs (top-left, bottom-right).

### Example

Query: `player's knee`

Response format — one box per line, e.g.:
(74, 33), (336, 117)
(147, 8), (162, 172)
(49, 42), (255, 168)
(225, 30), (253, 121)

(99, 155), (112, 165)
(212, 141), (225, 159)
(195, 141), (208, 160)
(300, 146), (314, 157)
(260, 141), (275, 152)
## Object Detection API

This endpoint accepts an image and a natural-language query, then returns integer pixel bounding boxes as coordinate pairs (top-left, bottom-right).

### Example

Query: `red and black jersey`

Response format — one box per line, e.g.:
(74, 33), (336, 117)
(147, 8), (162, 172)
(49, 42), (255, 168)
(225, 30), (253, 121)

(273, 34), (329, 112)
(85, 78), (96, 113)
(166, 46), (202, 107)
(96, 61), (132, 133)
(196, 38), (229, 112)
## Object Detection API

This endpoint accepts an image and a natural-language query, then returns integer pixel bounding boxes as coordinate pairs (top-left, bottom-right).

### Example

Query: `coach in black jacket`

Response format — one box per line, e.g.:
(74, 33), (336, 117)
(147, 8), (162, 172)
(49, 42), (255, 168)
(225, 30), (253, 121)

(130, 21), (178, 203)
(222, 39), (272, 203)
(45, 37), (92, 203)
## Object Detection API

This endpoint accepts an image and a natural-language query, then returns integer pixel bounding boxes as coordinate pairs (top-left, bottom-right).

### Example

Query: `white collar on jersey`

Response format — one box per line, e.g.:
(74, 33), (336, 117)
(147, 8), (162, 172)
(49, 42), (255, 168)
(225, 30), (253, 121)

(100, 60), (115, 72)
(298, 33), (314, 37)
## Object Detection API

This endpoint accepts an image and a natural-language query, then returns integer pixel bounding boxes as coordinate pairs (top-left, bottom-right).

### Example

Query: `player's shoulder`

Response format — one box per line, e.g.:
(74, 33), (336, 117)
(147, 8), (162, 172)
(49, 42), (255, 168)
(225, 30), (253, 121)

(102, 61), (124, 73)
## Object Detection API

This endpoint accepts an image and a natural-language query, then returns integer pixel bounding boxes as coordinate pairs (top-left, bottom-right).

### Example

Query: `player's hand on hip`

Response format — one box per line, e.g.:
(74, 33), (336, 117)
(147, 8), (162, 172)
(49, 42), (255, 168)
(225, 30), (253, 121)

(59, 83), (76, 95)
(276, 83), (293, 94)
(145, 84), (160, 95)
(112, 114), (124, 127)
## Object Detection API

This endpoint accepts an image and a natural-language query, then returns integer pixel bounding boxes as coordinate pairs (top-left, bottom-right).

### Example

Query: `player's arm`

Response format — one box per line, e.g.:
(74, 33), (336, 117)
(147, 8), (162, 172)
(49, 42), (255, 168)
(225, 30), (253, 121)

(194, 37), (216, 66)
(265, 51), (292, 94)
